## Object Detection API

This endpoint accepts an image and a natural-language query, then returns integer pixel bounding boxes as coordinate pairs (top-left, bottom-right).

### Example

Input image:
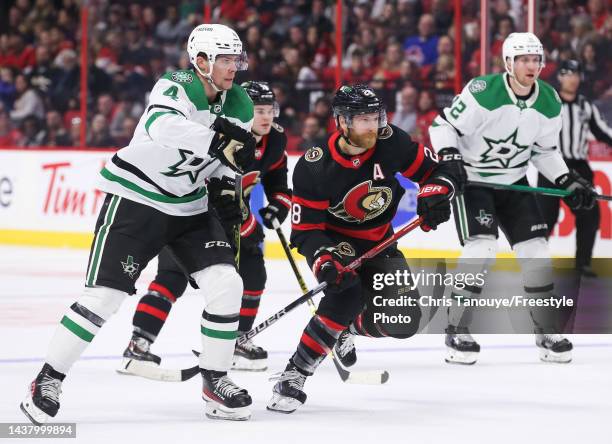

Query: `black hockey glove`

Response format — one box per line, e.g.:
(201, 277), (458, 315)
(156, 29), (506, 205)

(259, 191), (292, 229)
(416, 178), (453, 231)
(555, 170), (597, 210)
(437, 147), (467, 194)
(312, 246), (358, 292)
(209, 117), (256, 173)
(207, 176), (243, 226)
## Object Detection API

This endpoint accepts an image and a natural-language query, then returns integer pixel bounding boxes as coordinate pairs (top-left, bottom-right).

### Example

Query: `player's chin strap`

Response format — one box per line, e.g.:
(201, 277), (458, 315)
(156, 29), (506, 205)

(507, 62), (542, 90)
(194, 63), (222, 93)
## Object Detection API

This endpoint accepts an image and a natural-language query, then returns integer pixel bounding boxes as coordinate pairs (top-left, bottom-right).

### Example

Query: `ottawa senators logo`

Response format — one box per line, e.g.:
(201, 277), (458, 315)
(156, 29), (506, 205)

(305, 147), (323, 162)
(241, 170), (261, 197)
(328, 180), (392, 223)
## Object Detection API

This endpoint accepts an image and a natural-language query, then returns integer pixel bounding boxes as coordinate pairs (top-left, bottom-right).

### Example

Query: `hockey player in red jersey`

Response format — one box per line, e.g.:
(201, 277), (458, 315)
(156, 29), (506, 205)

(267, 84), (466, 413)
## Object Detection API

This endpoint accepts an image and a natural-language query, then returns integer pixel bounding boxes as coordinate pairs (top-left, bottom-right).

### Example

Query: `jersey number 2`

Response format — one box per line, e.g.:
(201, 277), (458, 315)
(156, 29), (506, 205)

(449, 100), (466, 119)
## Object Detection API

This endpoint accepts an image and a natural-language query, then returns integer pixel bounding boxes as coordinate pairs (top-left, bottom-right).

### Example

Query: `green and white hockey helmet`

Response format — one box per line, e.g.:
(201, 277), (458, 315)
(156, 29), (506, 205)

(502, 32), (545, 76)
(187, 24), (248, 73)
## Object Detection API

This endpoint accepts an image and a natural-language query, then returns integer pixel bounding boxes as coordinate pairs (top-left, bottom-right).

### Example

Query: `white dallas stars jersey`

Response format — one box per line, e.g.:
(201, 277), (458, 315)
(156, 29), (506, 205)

(97, 69), (254, 216)
(429, 73), (568, 184)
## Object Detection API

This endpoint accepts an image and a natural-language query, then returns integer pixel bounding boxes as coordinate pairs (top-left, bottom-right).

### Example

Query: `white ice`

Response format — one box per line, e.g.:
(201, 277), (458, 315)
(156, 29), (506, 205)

(1, 246), (610, 444)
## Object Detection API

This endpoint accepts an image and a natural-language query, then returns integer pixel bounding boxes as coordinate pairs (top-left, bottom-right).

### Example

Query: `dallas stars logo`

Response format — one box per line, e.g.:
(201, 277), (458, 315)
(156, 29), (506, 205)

(162, 149), (207, 184)
(475, 209), (493, 228)
(480, 129), (529, 168)
(121, 255), (140, 278)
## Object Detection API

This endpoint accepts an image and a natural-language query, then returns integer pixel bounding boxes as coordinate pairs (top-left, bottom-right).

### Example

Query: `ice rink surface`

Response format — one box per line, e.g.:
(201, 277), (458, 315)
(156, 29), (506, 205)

(1, 246), (610, 444)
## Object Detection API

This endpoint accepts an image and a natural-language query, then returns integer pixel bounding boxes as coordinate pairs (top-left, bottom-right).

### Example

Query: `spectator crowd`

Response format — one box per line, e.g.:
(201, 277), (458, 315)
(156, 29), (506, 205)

(0, 0), (610, 151)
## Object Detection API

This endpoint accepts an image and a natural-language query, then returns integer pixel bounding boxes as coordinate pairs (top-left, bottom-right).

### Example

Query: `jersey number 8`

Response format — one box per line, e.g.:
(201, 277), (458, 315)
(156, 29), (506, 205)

(291, 203), (301, 224)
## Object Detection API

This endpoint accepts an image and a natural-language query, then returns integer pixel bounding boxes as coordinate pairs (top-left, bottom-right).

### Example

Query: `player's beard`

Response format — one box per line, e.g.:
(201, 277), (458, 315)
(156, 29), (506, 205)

(347, 129), (377, 151)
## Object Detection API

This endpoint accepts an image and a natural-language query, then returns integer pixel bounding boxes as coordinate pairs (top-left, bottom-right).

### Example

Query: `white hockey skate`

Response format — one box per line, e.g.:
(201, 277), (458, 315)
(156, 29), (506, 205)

(445, 325), (480, 365)
(536, 332), (572, 363)
(116, 335), (161, 375)
(232, 337), (268, 371)
(201, 369), (252, 420)
(267, 362), (308, 414)
(20, 364), (64, 425)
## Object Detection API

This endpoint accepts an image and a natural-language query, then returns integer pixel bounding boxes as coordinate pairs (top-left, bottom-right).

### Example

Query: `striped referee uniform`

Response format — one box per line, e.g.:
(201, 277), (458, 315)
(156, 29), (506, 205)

(538, 93), (612, 271)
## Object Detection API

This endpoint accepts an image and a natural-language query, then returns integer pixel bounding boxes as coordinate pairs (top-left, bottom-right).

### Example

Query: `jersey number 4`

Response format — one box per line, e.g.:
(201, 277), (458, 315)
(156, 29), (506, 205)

(163, 86), (179, 101)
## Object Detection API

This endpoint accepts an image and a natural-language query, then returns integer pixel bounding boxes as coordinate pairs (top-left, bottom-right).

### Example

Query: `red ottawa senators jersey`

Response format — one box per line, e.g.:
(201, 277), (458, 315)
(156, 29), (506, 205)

(290, 124), (441, 261)
(239, 122), (291, 238)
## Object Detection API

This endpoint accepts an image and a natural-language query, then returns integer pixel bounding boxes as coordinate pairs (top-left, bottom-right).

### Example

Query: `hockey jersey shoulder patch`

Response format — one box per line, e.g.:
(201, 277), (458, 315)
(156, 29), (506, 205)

(304, 146), (324, 162)
(469, 79), (487, 94)
(171, 71), (194, 83)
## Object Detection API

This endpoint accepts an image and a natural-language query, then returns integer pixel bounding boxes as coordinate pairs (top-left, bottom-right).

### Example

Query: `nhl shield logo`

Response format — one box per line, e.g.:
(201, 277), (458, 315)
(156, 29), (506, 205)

(329, 180), (392, 223)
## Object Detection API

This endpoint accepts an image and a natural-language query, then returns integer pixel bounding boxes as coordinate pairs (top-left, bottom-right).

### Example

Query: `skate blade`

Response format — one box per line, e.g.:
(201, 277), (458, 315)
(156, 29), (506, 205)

(204, 401), (251, 421)
(266, 392), (303, 414)
(20, 395), (50, 425)
(539, 349), (572, 363)
(231, 355), (267, 372)
(445, 347), (479, 365)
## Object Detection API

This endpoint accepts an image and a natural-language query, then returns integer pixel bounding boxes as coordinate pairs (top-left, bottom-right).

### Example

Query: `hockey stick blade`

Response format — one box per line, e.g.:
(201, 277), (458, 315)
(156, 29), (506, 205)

(121, 358), (200, 382)
(331, 354), (390, 384)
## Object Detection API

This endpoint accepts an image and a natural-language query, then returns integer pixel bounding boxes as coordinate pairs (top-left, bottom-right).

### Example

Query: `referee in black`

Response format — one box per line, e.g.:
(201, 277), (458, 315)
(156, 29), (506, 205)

(538, 59), (612, 277)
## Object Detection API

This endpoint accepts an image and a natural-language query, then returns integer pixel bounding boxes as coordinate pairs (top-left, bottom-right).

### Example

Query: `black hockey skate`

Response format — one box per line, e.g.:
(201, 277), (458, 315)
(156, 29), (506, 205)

(201, 369), (252, 420)
(267, 361), (308, 414)
(116, 334), (161, 375)
(20, 364), (64, 425)
(535, 329), (573, 363)
(445, 325), (481, 365)
(232, 337), (268, 371)
(334, 329), (357, 367)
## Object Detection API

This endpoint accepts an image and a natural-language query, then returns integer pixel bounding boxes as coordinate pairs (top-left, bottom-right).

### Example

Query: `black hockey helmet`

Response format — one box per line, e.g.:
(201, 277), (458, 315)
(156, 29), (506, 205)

(558, 59), (582, 76)
(332, 84), (387, 129)
(241, 81), (279, 116)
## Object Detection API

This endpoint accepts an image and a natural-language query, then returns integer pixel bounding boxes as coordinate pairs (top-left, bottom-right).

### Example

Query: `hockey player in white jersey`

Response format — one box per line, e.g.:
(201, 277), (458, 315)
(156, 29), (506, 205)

(21, 24), (257, 423)
(428, 32), (597, 365)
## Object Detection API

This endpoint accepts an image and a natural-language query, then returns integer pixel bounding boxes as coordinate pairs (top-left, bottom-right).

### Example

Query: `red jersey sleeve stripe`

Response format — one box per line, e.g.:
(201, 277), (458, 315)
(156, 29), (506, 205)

(293, 195), (329, 210)
(292, 222), (326, 231)
(268, 154), (287, 171)
(401, 143), (425, 179)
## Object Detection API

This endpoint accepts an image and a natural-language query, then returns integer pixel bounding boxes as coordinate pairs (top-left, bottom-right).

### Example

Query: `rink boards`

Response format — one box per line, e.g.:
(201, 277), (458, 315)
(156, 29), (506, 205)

(0, 148), (610, 258)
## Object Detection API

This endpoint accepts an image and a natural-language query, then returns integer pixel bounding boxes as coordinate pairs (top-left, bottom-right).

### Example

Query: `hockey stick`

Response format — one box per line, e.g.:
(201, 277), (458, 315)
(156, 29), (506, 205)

(132, 217), (423, 382)
(234, 173), (243, 267)
(468, 181), (612, 201)
(271, 218), (389, 385)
